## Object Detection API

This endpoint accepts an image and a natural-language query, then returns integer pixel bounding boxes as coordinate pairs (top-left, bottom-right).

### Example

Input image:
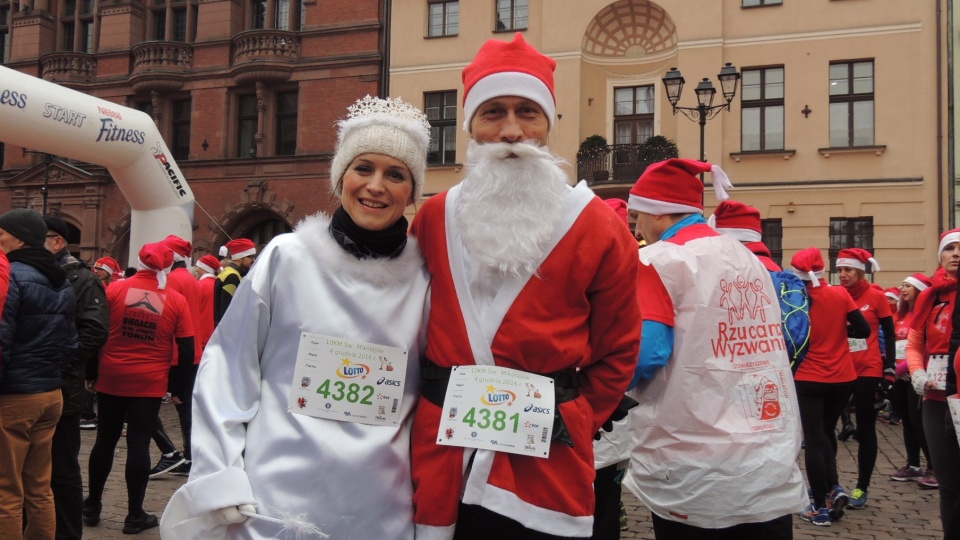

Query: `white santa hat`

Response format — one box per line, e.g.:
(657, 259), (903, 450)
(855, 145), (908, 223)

(628, 158), (733, 216)
(708, 200), (762, 242)
(328, 95), (431, 202)
(836, 247), (880, 272)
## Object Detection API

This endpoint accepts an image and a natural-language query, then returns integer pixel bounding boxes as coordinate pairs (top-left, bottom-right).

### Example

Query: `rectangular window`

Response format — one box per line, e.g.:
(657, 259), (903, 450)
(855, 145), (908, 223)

(65, 0), (77, 16)
(61, 24), (75, 51)
(613, 85), (654, 145)
(275, 91), (298, 156)
(172, 99), (192, 161)
(741, 66), (784, 151)
(152, 9), (166, 40)
(276, 0), (290, 30)
(427, 1), (458, 37)
(829, 217), (874, 282)
(80, 20), (93, 52)
(761, 218), (783, 268)
(136, 101), (154, 118)
(252, 0), (267, 29)
(425, 91), (457, 165)
(743, 0), (782, 6)
(172, 8), (187, 41)
(829, 60), (874, 147)
(238, 94), (258, 158)
(1, 4), (9, 64)
(300, 0), (307, 30)
(495, 0), (527, 31)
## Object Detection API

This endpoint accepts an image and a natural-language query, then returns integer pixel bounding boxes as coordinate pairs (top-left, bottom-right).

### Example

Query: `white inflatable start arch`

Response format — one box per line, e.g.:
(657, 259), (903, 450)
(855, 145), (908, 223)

(0, 65), (194, 266)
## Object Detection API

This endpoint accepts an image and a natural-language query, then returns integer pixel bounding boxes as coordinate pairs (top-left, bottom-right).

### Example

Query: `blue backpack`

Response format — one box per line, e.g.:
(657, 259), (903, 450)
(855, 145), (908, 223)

(769, 270), (811, 372)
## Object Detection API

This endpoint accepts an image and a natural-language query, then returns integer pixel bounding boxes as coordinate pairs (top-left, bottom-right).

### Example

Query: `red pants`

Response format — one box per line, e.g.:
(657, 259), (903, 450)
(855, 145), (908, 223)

(0, 390), (63, 540)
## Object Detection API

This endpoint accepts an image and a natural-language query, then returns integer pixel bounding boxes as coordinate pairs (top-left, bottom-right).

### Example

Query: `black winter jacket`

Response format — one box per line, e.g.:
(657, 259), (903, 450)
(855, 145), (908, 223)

(57, 251), (109, 415)
(0, 248), (79, 394)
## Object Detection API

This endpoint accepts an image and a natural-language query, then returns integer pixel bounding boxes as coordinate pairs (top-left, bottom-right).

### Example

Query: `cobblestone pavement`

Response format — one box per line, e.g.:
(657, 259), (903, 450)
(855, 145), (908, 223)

(81, 405), (942, 538)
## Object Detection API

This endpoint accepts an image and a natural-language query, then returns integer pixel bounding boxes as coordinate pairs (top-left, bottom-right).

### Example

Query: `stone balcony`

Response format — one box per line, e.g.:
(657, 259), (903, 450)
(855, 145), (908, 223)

(129, 41), (193, 94)
(231, 29), (299, 85)
(40, 52), (97, 85)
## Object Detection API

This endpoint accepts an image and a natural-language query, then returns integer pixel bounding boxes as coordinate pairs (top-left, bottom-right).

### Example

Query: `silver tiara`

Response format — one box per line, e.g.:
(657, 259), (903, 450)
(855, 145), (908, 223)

(346, 95), (431, 133)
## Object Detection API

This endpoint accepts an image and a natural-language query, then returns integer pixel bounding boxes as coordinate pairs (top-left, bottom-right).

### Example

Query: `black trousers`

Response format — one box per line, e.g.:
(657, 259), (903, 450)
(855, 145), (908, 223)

(795, 380), (853, 508)
(850, 376), (881, 490)
(592, 464), (622, 540)
(891, 378), (932, 469)
(51, 413), (82, 540)
(651, 512), (792, 540)
(453, 503), (577, 540)
(88, 393), (162, 518)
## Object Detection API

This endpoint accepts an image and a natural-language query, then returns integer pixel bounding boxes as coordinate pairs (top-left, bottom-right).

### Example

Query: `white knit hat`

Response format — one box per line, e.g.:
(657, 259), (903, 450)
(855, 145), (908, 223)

(329, 95), (431, 201)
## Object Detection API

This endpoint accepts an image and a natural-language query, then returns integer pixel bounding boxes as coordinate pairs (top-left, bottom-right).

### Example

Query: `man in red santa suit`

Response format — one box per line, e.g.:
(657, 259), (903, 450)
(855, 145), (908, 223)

(193, 254), (220, 355)
(409, 33), (641, 540)
(622, 159), (806, 539)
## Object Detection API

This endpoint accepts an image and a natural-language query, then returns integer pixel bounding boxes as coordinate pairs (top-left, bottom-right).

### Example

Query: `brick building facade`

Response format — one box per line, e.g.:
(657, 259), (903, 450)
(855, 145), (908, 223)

(0, 0), (388, 264)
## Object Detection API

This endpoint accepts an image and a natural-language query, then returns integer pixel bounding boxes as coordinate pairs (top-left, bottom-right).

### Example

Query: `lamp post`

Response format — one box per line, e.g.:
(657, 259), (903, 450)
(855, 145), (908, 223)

(22, 149), (54, 215)
(662, 63), (741, 184)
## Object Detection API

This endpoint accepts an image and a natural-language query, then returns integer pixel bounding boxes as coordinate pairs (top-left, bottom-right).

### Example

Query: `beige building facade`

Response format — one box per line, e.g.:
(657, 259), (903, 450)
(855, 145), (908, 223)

(390, 0), (949, 286)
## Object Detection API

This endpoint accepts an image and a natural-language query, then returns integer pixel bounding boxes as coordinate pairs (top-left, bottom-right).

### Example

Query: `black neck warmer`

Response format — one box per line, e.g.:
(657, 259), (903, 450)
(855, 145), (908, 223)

(328, 206), (408, 260)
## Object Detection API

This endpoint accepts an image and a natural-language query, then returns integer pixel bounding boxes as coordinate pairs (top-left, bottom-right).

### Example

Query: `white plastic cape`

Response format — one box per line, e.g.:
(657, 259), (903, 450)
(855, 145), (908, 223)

(623, 233), (807, 528)
(159, 213), (430, 539)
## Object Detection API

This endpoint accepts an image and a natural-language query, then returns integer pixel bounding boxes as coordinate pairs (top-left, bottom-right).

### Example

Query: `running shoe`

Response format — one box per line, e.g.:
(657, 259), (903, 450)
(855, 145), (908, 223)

(828, 485), (849, 520)
(79, 417), (97, 430)
(918, 470), (939, 489)
(148, 451), (185, 478)
(837, 421), (857, 442)
(122, 513), (159, 534)
(848, 488), (868, 509)
(799, 505), (831, 527)
(170, 460), (192, 476)
(82, 498), (101, 526)
(890, 465), (923, 482)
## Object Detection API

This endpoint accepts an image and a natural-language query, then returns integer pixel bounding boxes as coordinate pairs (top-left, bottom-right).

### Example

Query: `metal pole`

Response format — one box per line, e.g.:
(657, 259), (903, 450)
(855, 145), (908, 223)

(699, 103), (707, 200)
(41, 154), (50, 215)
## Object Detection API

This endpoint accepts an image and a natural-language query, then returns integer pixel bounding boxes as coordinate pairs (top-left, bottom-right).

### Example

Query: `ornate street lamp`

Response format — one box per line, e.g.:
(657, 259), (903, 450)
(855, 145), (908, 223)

(662, 63), (741, 185)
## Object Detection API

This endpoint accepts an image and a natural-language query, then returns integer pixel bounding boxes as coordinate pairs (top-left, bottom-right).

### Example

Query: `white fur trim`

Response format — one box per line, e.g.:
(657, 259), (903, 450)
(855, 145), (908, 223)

(231, 248), (256, 260)
(885, 291), (900, 301)
(904, 276), (929, 291)
(462, 71), (556, 132)
(792, 268), (823, 287)
(293, 213), (424, 288)
(137, 258), (167, 289)
(710, 164), (734, 201)
(836, 257), (865, 271)
(939, 232), (960, 260)
(219, 246), (229, 257)
(716, 227), (762, 242)
(414, 524), (455, 540)
(627, 193), (702, 216)
(196, 261), (217, 275)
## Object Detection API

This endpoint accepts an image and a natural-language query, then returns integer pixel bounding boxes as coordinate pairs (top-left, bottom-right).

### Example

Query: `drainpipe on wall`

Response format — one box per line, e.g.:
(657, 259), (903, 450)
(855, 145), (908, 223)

(948, 0), (955, 229)
(379, 0), (392, 97)
(937, 0), (946, 233)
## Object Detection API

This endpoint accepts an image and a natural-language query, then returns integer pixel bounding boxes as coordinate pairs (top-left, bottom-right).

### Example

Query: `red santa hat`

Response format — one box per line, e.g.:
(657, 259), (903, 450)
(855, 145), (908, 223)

(884, 287), (901, 302)
(836, 247), (880, 272)
(162, 234), (192, 263)
(462, 32), (556, 132)
(791, 247), (825, 287)
(707, 200), (762, 242)
(196, 254), (221, 276)
(94, 256), (122, 277)
(138, 242), (174, 290)
(903, 272), (932, 292)
(628, 158), (733, 216)
(603, 198), (629, 227)
(219, 238), (257, 260)
(938, 228), (960, 260)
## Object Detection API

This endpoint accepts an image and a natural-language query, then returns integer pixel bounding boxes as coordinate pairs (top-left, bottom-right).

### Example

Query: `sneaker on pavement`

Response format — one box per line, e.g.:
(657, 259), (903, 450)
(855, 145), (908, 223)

(799, 505), (831, 527)
(891, 465), (923, 482)
(619, 500), (628, 531)
(79, 417), (97, 430)
(82, 498), (101, 526)
(170, 460), (192, 476)
(848, 488), (868, 509)
(149, 451), (185, 478)
(122, 513), (159, 535)
(918, 470), (939, 489)
(837, 421), (857, 442)
(828, 485), (848, 520)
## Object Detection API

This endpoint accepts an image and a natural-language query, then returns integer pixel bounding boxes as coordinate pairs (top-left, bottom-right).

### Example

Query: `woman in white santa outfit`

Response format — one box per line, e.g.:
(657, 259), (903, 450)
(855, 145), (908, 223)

(159, 95), (431, 540)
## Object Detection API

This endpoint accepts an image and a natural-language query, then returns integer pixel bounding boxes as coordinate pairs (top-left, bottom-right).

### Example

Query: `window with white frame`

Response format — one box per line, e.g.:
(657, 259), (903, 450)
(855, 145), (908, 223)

(425, 91), (457, 165)
(741, 66), (784, 151)
(829, 60), (875, 147)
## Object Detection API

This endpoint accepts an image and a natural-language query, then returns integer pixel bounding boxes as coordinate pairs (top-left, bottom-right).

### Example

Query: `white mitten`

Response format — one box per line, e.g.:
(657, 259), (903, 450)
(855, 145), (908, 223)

(912, 369), (929, 396)
(213, 504), (256, 525)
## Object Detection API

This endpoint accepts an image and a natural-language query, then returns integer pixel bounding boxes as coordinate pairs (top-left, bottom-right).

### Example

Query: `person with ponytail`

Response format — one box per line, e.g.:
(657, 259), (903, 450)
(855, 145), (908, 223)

(910, 228), (960, 539)
(834, 248), (895, 510)
(790, 247), (870, 526)
(890, 273), (936, 487)
(83, 242), (195, 534)
(161, 95), (431, 539)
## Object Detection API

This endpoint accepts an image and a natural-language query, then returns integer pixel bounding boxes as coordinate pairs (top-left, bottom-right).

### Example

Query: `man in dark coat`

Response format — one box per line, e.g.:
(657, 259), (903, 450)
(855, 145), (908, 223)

(43, 215), (109, 540)
(0, 208), (78, 539)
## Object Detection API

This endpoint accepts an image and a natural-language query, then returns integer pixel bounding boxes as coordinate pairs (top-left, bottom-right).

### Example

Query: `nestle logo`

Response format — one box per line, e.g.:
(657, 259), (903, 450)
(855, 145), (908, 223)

(97, 105), (122, 120)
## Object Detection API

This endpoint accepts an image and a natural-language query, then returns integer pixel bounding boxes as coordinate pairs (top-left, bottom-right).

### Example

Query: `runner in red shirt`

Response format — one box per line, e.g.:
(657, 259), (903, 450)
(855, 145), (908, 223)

(83, 242), (194, 534)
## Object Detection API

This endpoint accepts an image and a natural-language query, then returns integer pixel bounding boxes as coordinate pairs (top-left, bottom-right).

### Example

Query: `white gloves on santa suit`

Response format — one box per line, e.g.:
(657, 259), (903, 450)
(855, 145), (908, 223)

(213, 504), (257, 525)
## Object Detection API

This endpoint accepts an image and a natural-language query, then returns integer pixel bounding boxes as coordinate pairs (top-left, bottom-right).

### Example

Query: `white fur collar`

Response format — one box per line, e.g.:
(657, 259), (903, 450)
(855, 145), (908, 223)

(293, 212), (425, 287)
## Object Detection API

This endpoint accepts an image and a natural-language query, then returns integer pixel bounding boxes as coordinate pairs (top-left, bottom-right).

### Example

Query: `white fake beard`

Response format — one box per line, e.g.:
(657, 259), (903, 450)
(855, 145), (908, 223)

(456, 140), (570, 275)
